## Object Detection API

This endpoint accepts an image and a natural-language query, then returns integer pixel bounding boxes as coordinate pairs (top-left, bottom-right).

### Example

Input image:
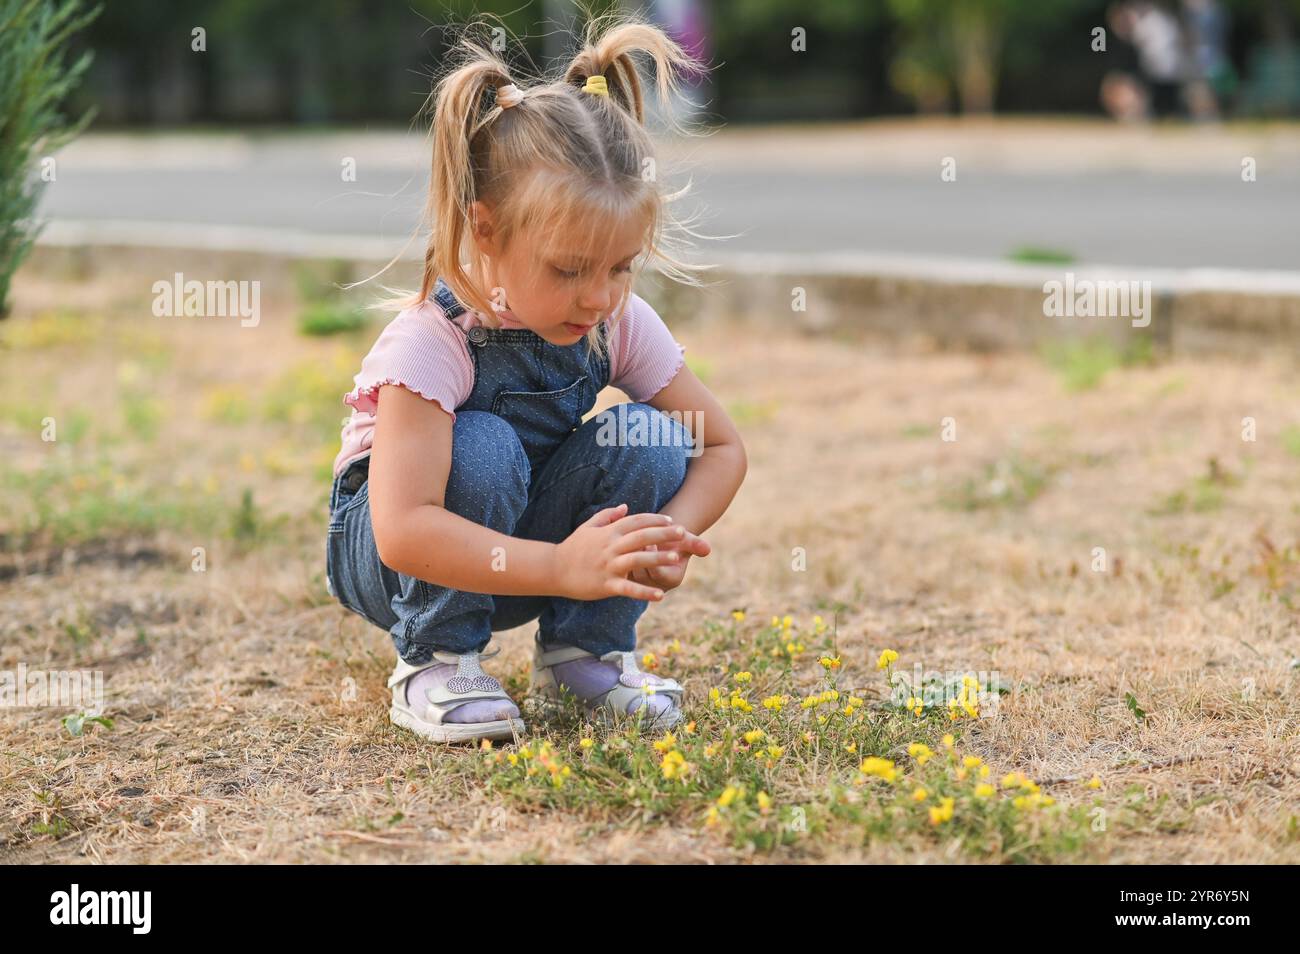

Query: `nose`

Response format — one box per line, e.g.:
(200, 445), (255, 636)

(575, 275), (620, 318)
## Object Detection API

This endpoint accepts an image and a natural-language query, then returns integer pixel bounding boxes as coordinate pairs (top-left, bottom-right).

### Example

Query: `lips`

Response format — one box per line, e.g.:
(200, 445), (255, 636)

(564, 322), (595, 334)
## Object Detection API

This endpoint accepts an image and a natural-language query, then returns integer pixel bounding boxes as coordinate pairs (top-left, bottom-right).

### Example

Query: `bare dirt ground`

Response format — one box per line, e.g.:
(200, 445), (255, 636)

(3, 266), (1299, 863)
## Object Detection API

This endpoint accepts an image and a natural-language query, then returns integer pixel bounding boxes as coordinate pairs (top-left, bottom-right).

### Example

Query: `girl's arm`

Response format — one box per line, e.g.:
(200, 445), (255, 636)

(367, 384), (682, 600)
(644, 364), (748, 534)
(367, 384), (561, 596)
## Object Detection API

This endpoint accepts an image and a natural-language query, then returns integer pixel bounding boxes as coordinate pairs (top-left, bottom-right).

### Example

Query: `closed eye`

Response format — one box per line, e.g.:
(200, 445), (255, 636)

(552, 262), (635, 280)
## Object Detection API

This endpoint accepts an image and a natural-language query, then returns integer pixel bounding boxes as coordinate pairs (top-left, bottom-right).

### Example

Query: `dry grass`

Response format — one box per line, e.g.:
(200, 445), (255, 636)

(3, 266), (1299, 864)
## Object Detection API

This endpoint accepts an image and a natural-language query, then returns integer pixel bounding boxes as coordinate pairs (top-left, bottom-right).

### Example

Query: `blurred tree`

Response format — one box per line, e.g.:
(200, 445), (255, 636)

(888, 0), (1096, 113)
(0, 0), (99, 318)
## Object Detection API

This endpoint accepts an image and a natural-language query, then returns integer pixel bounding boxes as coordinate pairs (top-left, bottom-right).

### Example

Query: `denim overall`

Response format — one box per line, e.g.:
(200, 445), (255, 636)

(325, 279), (691, 665)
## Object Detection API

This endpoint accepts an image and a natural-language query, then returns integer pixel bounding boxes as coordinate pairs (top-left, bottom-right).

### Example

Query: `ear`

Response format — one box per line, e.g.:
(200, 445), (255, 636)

(468, 200), (499, 256)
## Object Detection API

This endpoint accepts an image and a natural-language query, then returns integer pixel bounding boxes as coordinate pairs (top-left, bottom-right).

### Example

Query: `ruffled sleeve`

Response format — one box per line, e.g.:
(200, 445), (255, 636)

(607, 293), (686, 402)
(342, 301), (474, 420)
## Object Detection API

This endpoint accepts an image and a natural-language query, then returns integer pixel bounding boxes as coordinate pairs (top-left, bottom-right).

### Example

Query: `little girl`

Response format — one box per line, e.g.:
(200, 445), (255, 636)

(325, 16), (747, 744)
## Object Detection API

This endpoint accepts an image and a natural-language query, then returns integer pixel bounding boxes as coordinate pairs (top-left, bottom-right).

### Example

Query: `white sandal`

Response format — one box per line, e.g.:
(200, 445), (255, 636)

(388, 643), (524, 744)
(530, 637), (684, 732)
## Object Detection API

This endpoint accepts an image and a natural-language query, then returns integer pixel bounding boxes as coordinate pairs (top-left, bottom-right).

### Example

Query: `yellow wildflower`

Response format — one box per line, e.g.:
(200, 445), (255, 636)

(734, 671), (753, 684)
(642, 652), (659, 671)
(941, 734), (955, 749)
(929, 796), (955, 825)
(1086, 775), (1102, 790)
(661, 750), (687, 780)
(762, 695), (786, 712)
(579, 737), (595, 751)
(757, 791), (773, 813)
(652, 732), (677, 753)
(908, 742), (934, 765)
(717, 785), (742, 808)
(819, 656), (842, 671)
(974, 783), (995, 798)
(858, 757), (898, 782)
(731, 610), (746, 623)
(911, 787), (928, 802)
(743, 729), (766, 745)
(876, 649), (899, 670)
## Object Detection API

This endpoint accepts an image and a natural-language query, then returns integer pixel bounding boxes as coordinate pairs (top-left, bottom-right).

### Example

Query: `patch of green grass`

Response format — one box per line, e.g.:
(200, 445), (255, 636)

(262, 350), (359, 442)
(456, 620), (1115, 861)
(295, 260), (369, 337)
(0, 454), (226, 547)
(942, 454), (1053, 512)
(1149, 457), (1241, 516)
(299, 301), (369, 337)
(1041, 336), (1155, 392)
(0, 309), (99, 350)
(1008, 246), (1076, 265)
(121, 392), (166, 441)
(1282, 425), (1300, 459)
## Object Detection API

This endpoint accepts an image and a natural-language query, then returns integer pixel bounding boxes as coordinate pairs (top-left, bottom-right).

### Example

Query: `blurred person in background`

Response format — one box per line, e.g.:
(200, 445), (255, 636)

(1181, 0), (1236, 120)
(1104, 0), (1190, 120)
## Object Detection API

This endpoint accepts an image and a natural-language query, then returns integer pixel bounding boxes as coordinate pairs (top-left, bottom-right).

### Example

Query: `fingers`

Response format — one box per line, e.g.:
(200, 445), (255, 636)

(610, 577), (664, 601)
(612, 548), (682, 574)
(585, 502), (628, 527)
(611, 511), (674, 534)
(614, 524), (686, 553)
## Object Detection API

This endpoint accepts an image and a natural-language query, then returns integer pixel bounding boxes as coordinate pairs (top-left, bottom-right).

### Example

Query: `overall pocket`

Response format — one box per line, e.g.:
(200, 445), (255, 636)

(490, 376), (589, 470)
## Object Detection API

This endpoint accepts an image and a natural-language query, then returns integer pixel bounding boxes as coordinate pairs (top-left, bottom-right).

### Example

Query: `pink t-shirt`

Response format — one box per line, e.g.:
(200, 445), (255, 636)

(332, 291), (687, 479)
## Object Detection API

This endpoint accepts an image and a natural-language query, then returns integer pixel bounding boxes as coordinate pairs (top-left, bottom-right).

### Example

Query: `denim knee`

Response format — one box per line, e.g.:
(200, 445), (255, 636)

(443, 410), (531, 528)
(598, 402), (691, 503)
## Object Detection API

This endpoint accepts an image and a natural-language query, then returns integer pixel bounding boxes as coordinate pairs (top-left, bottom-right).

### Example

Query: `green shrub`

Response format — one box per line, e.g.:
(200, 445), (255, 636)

(0, 0), (100, 316)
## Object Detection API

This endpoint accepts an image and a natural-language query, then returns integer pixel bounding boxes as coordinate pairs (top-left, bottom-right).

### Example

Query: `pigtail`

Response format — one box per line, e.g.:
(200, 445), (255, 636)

(563, 16), (707, 131)
(421, 39), (517, 319)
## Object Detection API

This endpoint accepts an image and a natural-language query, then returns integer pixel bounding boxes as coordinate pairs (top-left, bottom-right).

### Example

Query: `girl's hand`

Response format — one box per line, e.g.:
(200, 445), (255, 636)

(627, 527), (711, 593)
(554, 503), (687, 601)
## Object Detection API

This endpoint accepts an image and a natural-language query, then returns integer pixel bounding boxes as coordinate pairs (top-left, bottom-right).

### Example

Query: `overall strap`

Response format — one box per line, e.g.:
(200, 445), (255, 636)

(431, 278), (467, 321)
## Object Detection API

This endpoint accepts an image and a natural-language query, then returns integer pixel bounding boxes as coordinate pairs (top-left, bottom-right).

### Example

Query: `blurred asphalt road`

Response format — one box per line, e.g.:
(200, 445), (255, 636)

(40, 120), (1300, 271)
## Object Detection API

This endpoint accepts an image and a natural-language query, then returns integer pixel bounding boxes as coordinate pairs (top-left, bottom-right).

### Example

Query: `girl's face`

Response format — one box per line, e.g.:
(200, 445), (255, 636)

(472, 202), (647, 345)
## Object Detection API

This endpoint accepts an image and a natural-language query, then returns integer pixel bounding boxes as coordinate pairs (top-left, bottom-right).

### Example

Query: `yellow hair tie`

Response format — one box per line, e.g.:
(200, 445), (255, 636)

(582, 74), (609, 97)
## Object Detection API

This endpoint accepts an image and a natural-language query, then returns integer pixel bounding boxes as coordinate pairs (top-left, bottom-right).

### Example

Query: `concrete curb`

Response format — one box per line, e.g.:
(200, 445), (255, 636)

(27, 220), (1300, 355)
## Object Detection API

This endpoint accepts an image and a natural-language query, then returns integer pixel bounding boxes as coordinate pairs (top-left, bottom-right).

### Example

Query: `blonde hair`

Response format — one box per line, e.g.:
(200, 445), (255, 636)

(368, 11), (716, 360)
